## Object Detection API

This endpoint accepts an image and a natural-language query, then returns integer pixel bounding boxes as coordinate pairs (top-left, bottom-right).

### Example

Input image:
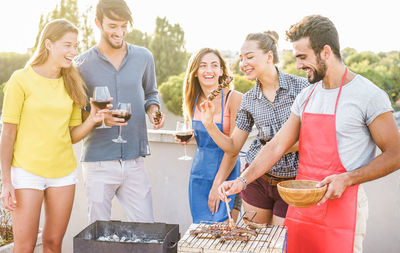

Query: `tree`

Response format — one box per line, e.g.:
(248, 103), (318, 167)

(343, 50), (400, 106)
(149, 17), (188, 86)
(342, 47), (357, 60)
(0, 52), (30, 85)
(79, 5), (96, 51)
(32, 0), (95, 53)
(159, 72), (185, 116)
(125, 17), (189, 87)
(125, 29), (151, 48)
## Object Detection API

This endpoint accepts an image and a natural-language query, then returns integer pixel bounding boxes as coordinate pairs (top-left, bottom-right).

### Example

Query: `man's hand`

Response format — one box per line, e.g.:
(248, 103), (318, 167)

(316, 172), (352, 205)
(103, 109), (128, 126)
(146, 104), (165, 129)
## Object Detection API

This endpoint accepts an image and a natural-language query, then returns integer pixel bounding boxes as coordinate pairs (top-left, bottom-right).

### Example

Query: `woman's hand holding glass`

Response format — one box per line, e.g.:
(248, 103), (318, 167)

(88, 98), (114, 126)
(175, 121), (194, 160)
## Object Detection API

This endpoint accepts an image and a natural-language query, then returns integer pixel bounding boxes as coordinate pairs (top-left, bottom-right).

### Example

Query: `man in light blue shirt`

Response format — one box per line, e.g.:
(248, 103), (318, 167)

(76, 0), (165, 223)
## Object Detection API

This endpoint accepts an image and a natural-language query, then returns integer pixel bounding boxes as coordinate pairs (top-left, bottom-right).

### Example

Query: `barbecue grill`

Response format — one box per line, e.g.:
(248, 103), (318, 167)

(178, 215), (287, 253)
(73, 220), (180, 253)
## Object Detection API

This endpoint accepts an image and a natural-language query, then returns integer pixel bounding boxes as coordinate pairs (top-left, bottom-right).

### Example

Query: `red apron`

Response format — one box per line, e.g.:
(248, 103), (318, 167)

(284, 68), (359, 253)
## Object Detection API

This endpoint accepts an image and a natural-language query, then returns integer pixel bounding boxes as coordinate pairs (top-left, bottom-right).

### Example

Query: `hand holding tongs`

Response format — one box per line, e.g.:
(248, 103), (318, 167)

(222, 187), (236, 229)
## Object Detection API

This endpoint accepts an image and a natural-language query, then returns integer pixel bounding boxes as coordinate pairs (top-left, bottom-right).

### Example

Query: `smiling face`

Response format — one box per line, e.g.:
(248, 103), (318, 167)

(196, 53), (223, 87)
(293, 37), (327, 83)
(97, 15), (128, 49)
(46, 31), (78, 69)
(239, 40), (270, 80)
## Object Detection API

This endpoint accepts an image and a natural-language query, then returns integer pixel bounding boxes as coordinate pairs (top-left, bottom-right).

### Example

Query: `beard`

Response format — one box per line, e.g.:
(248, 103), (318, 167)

(103, 34), (124, 49)
(308, 56), (327, 84)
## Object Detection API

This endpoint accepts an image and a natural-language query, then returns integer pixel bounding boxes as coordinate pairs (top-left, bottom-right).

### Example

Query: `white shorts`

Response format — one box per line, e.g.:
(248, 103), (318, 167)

(11, 167), (77, 191)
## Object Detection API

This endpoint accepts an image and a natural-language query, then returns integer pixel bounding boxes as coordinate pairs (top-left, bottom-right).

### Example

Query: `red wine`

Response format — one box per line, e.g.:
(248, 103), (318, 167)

(112, 112), (132, 122)
(93, 100), (110, 109)
(176, 133), (193, 142)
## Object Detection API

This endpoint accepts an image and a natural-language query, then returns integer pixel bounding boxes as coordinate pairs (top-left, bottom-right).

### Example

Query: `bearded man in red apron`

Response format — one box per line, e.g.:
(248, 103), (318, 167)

(218, 15), (400, 253)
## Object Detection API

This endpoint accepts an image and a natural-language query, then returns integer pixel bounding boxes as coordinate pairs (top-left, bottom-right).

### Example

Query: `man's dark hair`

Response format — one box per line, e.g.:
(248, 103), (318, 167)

(286, 15), (341, 60)
(96, 0), (133, 26)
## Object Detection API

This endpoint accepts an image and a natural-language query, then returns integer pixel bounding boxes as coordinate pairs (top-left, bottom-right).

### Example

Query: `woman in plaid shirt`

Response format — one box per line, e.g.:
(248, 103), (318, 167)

(200, 31), (309, 225)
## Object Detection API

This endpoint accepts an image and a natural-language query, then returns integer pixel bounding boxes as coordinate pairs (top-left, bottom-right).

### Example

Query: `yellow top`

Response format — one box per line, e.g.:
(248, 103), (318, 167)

(2, 66), (82, 178)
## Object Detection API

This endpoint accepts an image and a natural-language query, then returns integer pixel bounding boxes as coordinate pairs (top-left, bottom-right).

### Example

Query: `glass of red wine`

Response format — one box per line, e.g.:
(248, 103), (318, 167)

(112, 103), (132, 143)
(176, 121), (193, 160)
(93, 86), (111, 129)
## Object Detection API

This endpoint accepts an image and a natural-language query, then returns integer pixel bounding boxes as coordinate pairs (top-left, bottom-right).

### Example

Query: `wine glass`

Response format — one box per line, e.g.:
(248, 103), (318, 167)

(93, 86), (111, 129)
(176, 121), (193, 160)
(112, 103), (132, 143)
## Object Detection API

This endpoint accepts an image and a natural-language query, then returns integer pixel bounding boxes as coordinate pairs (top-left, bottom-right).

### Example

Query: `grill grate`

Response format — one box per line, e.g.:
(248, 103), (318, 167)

(178, 215), (287, 253)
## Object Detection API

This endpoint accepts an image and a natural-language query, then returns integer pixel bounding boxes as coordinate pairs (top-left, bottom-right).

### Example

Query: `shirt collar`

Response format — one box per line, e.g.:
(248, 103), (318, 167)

(93, 43), (131, 69)
(252, 67), (289, 100)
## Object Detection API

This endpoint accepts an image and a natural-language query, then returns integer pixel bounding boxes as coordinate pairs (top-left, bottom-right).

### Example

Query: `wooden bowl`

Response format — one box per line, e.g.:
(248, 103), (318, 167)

(277, 180), (327, 208)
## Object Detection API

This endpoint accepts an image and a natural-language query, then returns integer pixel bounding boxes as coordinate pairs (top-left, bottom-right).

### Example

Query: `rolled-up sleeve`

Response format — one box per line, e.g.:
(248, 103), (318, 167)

(142, 52), (160, 110)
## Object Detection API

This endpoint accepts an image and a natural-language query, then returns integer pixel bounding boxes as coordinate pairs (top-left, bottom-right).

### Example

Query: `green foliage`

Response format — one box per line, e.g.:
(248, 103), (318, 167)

(149, 17), (188, 85)
(125, 29), (151, 48)
(233, 74), (256, 94)
(342, 48), (400, 105)
(158, 72), (186, 116)
(341, 48), (357, 60)
(0, 52), (29, 85)
(345, 51), (381, 66)
(125, 17), (188, 87)
(32, 0), (95, 53)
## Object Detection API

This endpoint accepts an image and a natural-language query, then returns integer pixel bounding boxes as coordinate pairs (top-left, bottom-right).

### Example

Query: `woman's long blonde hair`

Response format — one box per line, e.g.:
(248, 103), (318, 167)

(27, 19), (87, 108)
(183, 48), (232, 121)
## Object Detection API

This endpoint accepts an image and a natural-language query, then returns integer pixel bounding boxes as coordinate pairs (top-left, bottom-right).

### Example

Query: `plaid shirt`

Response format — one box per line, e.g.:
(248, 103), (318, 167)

(236, 68), (310, 177)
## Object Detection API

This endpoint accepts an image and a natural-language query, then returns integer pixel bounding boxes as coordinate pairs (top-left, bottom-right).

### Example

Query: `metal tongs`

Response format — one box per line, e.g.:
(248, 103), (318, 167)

(222, 188), (236, 229)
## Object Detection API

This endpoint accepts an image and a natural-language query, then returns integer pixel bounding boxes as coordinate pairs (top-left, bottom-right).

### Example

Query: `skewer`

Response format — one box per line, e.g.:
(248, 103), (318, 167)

(207, 76), (233, 101)
(222, 187), (236, 229)
(153, 110), (162, 125)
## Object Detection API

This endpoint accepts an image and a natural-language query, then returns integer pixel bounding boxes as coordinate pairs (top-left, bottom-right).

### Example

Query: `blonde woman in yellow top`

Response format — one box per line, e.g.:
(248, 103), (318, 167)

(0, 19), (110, 252)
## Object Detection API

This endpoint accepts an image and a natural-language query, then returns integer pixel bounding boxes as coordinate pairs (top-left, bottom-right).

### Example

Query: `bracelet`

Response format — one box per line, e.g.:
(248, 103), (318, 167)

(236, 176), (247, 190)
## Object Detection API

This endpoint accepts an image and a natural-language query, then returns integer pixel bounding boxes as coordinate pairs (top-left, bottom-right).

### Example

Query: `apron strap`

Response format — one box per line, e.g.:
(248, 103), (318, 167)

(302, 83), (319, 114)
(334, 67), (348, 115)
(302, 67), (348, 115)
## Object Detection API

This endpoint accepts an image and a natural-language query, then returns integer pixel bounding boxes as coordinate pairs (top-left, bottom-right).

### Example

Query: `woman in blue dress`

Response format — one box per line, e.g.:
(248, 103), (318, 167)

(180, 48), (243, 223)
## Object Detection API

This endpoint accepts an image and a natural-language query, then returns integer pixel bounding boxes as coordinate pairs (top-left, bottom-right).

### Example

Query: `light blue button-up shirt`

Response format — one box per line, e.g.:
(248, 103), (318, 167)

(76, 43), (160, 162)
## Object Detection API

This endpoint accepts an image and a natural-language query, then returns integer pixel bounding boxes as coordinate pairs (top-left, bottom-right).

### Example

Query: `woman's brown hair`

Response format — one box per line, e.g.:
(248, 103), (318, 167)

(183, 48), (232, 121)
(27, 19), (87, 108)
(245, 30), (280, 64)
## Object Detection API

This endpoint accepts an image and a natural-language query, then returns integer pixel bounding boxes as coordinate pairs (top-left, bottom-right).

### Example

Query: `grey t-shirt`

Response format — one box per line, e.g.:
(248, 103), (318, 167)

(291, 74), (393, 171)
